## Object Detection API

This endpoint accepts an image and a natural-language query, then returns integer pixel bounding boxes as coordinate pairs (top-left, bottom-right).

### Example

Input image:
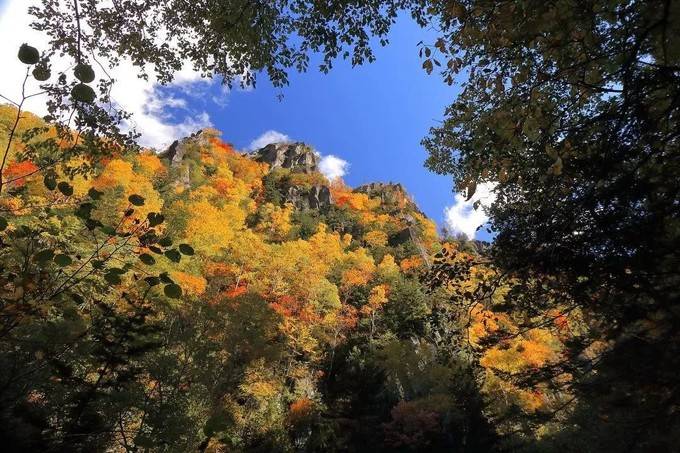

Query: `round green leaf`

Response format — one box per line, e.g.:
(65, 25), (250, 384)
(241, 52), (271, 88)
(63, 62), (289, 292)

(139, 253), (156, 265)
(71, 83), (96, 103)
(85, 219), (103, 230)
(104, 272), (122, 285)
(128, 194), (145, 206)
(75, 203), (94, 219)
(74, 63), (95, 83)
(43, 175), (57, 191)
(144, 276), (161, 286)
(88, 187), (103, 200)
(32, 65), (51, 81)
(57, 181), (73, 196)
(100, 225), (117, 235)
(179, 244), (195, 256)
(164, 249), (181, 263)
(34, 249), (55, 263)
(18, 43), (39, 65)
(159, 272), (174, 284)
(53, 254), (72, 267)
(147, 212), (164, 227)
(163, 283), (182, 299)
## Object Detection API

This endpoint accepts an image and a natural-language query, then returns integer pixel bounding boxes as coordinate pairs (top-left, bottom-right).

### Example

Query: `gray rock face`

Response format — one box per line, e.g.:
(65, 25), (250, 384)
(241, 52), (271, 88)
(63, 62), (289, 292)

(160, 129), (216, 167)
(355, 182), (423, 214)
(355, 182), (407, 203)
(252, 142), (332, 209)
(286, 185), (333, 210)
(250, 142), (320, 173)
(355, 182), (405, 195)
(159, 129), (222, 188)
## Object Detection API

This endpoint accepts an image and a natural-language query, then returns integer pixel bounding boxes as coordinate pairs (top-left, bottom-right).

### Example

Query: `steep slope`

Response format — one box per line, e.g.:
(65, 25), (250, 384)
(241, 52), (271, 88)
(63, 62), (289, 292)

(0, 107), (573, 452)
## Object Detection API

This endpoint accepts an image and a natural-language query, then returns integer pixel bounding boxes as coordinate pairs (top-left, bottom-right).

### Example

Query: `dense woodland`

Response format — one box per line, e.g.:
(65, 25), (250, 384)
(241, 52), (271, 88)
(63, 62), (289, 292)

(1, 0), (679, 452)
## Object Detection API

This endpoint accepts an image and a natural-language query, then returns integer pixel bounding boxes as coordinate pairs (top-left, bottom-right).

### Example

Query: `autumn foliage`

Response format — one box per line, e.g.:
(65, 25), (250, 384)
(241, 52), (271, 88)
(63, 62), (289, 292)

(0, 109), (577, 451)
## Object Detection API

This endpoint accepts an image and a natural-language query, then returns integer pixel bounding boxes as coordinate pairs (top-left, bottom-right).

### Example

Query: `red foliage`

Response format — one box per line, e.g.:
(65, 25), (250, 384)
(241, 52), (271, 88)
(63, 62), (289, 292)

(383, 401), (441, 449)
(3, 160), (39, 186)
(288, 398), (314, 424)
(270, 295), (304, 318)
(224, 284), (247, 299)
(210, 138), (236, 154)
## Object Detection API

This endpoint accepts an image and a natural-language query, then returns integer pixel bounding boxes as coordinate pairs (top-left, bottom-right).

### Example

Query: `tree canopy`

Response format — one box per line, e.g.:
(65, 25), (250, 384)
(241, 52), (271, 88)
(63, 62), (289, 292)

(423, 1), (680, 449)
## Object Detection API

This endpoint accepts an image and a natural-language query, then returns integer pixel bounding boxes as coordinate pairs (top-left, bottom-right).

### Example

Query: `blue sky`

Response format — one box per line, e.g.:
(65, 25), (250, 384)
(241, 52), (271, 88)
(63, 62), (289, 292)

(203, 16), (463, 235)
(0, 1), (493, 240)
(160, 15), (494, 239)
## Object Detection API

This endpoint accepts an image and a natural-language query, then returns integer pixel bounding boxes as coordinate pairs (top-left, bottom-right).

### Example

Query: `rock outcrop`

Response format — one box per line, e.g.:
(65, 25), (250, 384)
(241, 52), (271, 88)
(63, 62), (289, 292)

(286, 185), (332, 210)
(355, 182), (423, 215)
(160, 129), (218, 167)
(159, 129), (221, 188)
(249, 142), (320, 173)
(253, 142), (333, 210)
(355, 182), (407, 199)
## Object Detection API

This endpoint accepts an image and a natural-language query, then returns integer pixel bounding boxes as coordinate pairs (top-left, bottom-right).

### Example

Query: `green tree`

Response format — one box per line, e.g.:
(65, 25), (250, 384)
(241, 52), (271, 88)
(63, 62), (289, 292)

(423, 1), (680, 450)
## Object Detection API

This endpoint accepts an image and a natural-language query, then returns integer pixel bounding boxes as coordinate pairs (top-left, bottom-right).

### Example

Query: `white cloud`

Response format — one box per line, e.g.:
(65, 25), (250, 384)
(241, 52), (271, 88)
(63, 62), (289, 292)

(319, 155), (349, 180)
(248, 130), (291, 150)
(443, 182), (497, 240)
(0, 0), (215, 150)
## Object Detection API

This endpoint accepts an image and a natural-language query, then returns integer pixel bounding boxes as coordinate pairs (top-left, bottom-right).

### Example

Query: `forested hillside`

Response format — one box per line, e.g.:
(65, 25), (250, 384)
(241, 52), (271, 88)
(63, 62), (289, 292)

(0, 106), (579, 451)
(2, 0), (679, 451)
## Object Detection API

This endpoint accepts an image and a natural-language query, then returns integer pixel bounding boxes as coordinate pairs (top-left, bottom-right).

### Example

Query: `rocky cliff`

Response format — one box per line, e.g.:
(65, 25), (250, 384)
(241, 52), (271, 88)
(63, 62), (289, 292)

(159, 137), (436, 261)
(160, 129), (218, 166)
(249, 142), (333, 210)
(249, 142), (320, 173)
(355, 182), (422, 214)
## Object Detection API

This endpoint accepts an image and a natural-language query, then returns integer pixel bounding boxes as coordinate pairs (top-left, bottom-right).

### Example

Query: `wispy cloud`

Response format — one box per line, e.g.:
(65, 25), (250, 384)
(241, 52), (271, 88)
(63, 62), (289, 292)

(248, 130), (291, 150)
(0, 0), (216, 150)
(443, 182), (496, 239)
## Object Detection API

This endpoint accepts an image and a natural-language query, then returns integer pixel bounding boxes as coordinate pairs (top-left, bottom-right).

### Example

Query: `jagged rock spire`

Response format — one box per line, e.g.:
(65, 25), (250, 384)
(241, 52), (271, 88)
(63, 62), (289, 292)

(160, 129), (220, 166)
(249, 142), (320, 173)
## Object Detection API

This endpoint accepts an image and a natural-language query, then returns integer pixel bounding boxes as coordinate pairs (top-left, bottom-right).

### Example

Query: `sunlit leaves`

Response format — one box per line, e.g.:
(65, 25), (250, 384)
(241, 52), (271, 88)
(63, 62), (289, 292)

(170, 271), (206, 296)
(0, 97), (489, 452)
